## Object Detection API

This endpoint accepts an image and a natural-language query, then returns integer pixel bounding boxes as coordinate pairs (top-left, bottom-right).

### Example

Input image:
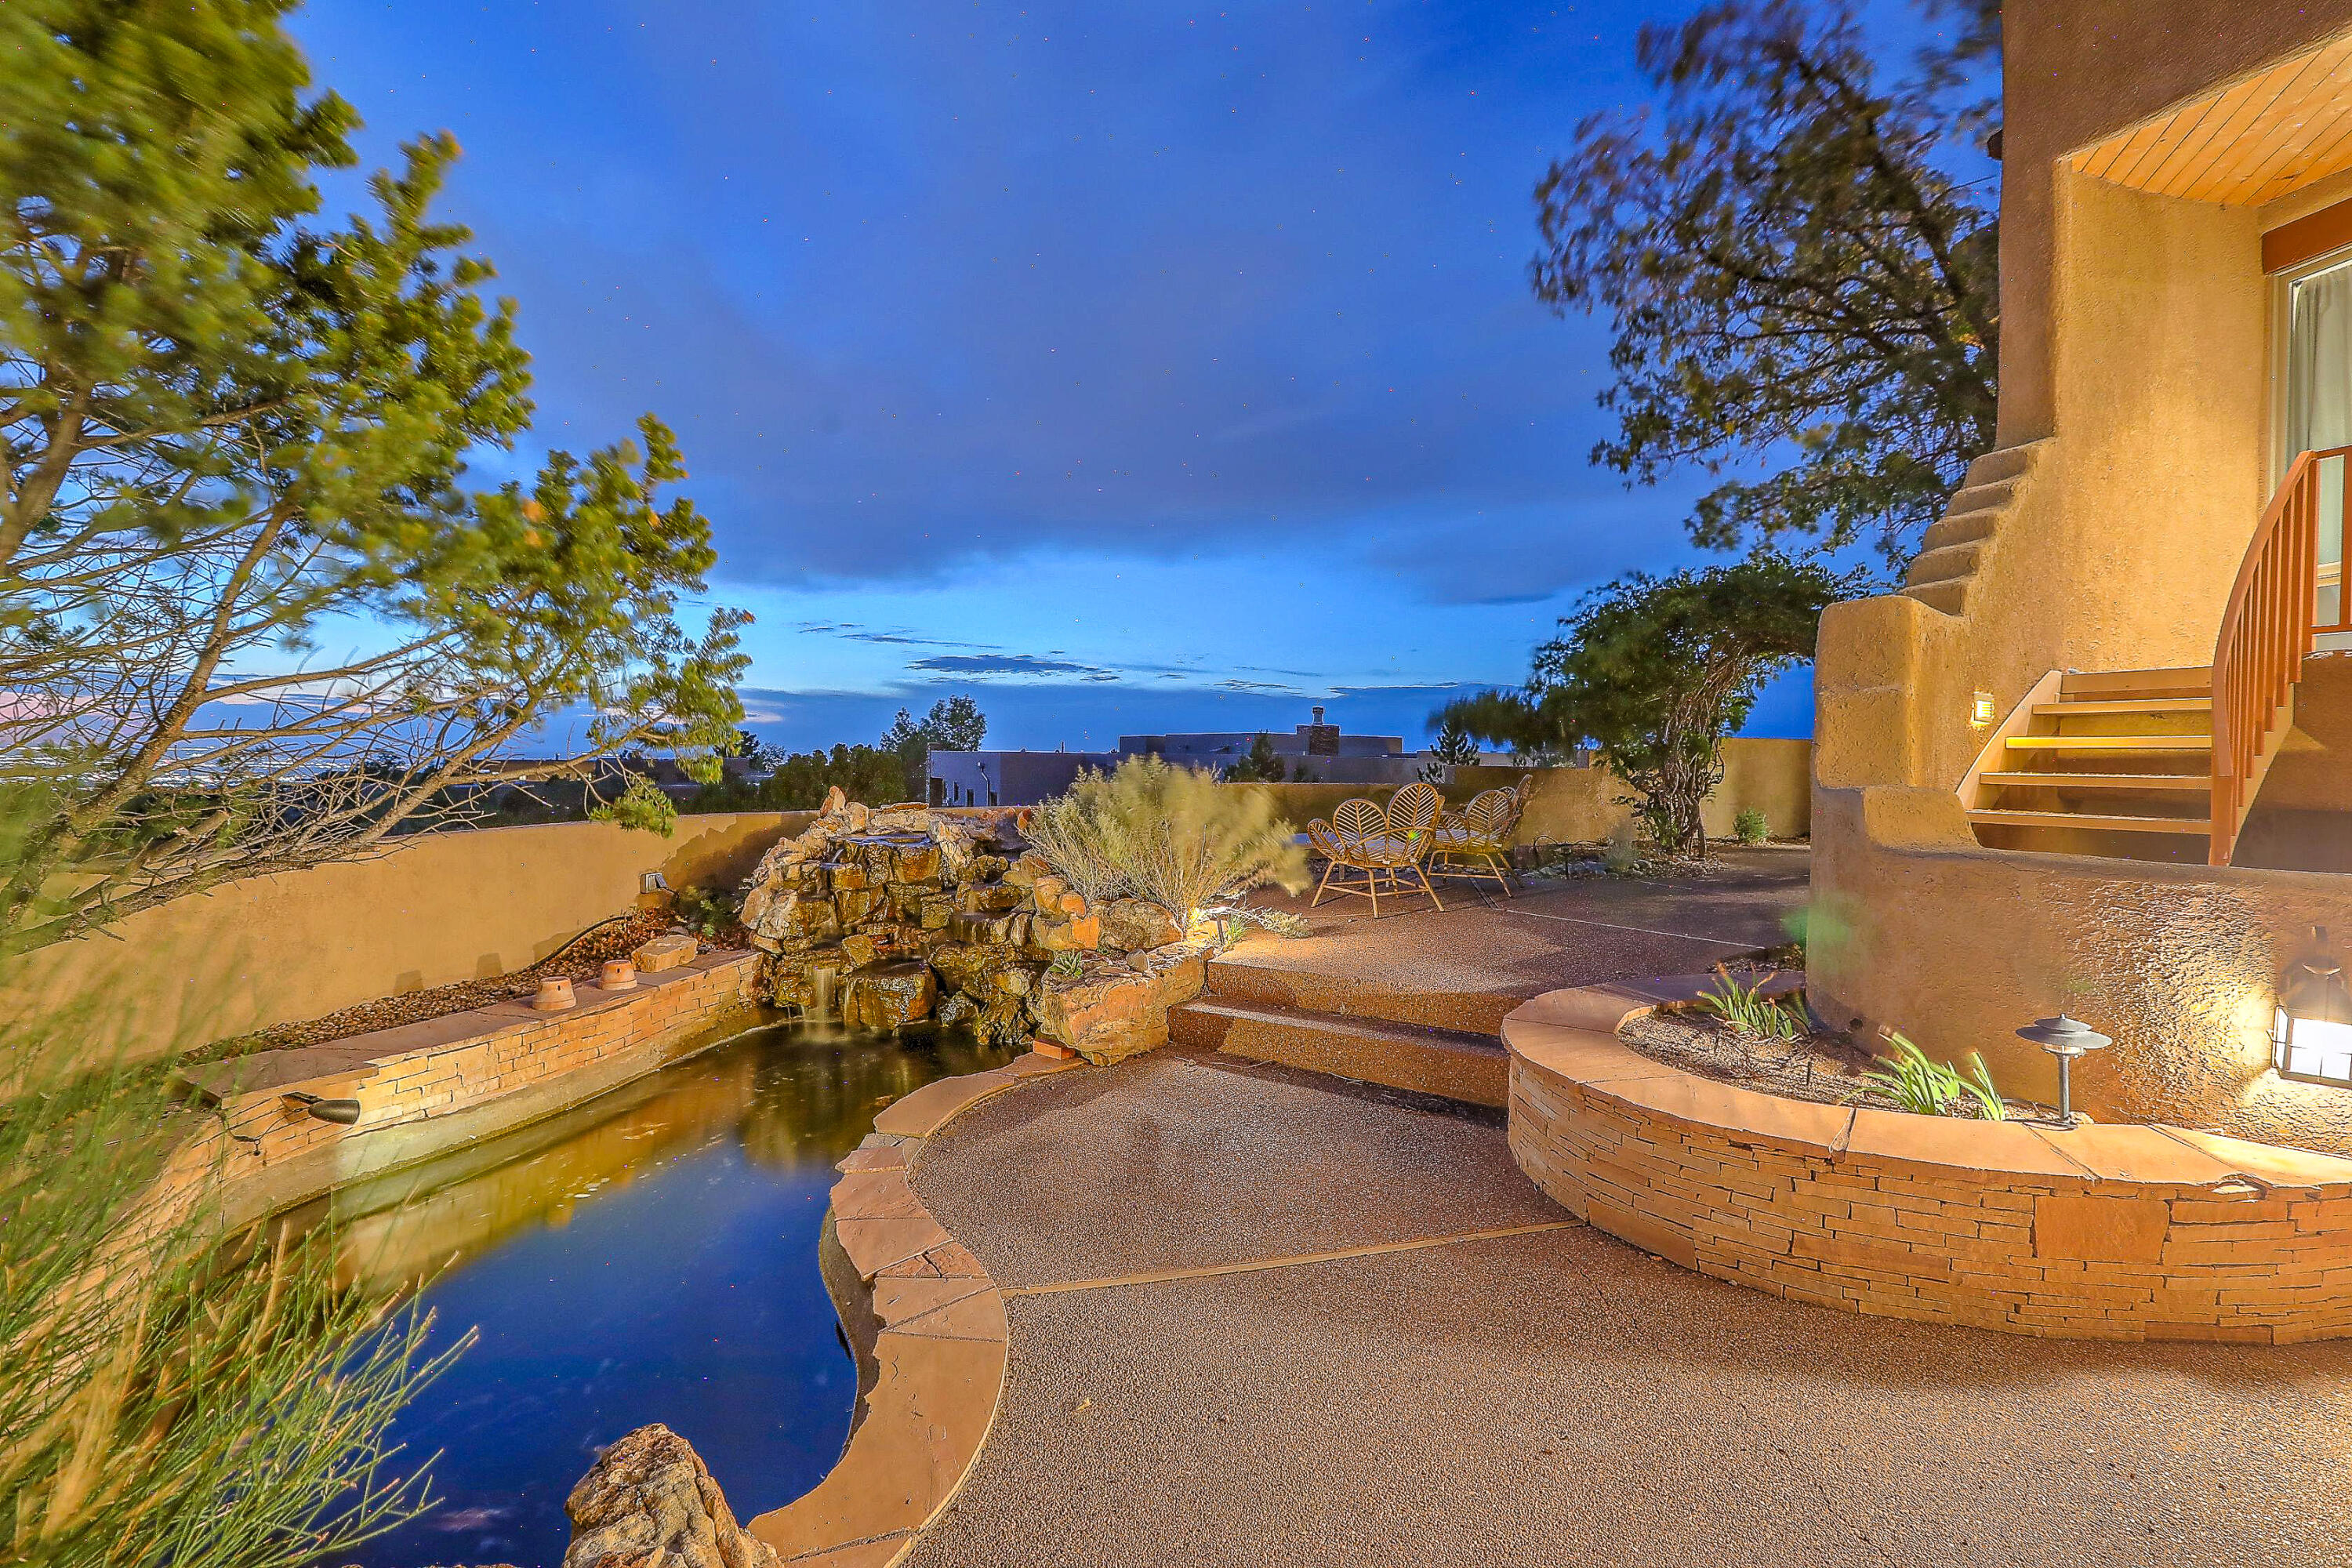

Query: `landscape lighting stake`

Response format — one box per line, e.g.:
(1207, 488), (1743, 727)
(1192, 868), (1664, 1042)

(2014, 1014), (2111, 1128)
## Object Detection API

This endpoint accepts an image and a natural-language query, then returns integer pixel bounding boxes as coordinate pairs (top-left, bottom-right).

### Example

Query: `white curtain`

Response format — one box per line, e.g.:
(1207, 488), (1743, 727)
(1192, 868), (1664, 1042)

(2289, 263), (2352, 604)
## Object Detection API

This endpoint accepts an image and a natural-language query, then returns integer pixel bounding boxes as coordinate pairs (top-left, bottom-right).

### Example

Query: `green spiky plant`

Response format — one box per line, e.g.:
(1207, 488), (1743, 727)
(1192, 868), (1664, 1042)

(1855, 1033), (2009, 1120)
(1698, 971), (1806, 1043)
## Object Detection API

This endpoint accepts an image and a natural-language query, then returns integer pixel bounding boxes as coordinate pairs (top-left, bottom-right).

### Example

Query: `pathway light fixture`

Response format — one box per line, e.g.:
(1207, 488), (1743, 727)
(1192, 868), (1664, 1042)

(2016, 1014), (2111, 1128)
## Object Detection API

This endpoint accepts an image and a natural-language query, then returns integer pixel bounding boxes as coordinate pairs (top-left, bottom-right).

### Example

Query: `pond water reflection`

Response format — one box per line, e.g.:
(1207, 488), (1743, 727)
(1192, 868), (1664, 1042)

(294, 1019), (1017, 1568)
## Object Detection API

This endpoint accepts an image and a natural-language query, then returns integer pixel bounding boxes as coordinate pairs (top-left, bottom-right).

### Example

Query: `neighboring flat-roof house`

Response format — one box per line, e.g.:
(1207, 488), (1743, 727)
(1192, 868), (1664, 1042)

(1813, 0), (2352, 1148)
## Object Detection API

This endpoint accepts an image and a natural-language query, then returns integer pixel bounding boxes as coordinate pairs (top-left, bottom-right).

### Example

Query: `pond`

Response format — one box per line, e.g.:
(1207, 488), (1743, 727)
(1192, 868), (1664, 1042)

(288, 1018), (1018, 1568)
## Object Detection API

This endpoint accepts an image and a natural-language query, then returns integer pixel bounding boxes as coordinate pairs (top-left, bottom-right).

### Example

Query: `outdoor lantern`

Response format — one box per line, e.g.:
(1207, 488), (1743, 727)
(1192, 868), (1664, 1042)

(2016, 1014), (2111, 1128)
(2275, 927), (2352, 1085)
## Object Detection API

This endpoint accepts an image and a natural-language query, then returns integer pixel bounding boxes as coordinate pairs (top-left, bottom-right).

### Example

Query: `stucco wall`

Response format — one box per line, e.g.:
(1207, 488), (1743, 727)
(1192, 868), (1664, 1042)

(1, 814), (806, 1059)
(2001, 0), (2352, 444)
(1238, 741), (1812, 847)
(1808, 784), (2352, 1156)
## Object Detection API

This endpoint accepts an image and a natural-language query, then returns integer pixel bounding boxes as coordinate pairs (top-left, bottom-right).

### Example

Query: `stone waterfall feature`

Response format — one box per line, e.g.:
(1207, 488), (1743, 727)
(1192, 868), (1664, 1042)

(737, 789), (1207, 1062)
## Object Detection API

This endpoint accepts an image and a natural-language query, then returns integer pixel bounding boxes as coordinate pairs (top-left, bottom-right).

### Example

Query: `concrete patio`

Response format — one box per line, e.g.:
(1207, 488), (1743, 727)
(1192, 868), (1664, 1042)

(901, 1047), (2352, 1568)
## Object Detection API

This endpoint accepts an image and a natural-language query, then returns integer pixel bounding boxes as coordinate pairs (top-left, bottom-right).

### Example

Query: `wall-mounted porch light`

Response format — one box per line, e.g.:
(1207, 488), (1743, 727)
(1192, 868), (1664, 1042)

(1969, 691), (1998, 728)
(2016, 1014), (2111, 1127)
(2276, 927), (2352, 1087)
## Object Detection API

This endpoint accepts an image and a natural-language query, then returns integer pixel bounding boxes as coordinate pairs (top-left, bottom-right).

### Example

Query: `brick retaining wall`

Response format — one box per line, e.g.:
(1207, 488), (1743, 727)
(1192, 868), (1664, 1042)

(171, 949), (763, 1227)
(1504, 978), (2352, 1343)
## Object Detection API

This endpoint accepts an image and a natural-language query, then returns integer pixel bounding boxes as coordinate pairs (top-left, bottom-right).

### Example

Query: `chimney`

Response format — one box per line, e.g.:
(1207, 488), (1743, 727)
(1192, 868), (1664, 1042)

(1300, 705), (1340, 757)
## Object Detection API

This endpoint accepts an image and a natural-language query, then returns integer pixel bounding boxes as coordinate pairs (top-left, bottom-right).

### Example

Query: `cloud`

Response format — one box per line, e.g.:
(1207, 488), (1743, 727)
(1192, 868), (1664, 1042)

(1214, 678), (1301, 695)
(908, 653), (1116, 680)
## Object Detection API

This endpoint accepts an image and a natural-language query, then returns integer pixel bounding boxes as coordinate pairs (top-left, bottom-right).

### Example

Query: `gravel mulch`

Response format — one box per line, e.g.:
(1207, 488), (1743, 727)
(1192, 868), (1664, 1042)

(188, 908), (688, 1064)
(1618, 1006), (2043, 1120)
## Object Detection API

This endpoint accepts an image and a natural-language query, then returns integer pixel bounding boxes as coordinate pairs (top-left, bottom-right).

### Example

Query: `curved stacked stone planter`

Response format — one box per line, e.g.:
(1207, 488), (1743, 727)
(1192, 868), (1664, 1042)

(1504, 975), (2352, 1344)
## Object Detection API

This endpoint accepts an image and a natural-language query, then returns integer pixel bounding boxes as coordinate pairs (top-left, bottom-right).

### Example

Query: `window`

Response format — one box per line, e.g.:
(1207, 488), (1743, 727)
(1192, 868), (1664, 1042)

(2277, 251), (2352, 628)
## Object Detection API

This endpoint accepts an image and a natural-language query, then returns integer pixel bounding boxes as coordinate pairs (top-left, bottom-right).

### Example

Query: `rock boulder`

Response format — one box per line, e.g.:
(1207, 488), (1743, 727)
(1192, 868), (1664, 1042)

(1031, 942), (1210, 1064)
(1097, 898), (1184, 953)
(562, 1423), (777, 1568)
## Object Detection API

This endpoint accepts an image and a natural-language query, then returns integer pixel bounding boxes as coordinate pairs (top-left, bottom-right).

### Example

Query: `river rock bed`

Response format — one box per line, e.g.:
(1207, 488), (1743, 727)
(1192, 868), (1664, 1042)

(738, 789), (1207, 1063)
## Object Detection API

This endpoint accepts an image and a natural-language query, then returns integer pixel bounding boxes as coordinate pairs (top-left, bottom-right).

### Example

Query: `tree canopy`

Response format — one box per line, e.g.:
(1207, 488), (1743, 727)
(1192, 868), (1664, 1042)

(1221, 733), (1288, 783)
(1534, 553), (1859, 856)
(1532, 0), (2000, 565)
(0, 0), (747, 953)
(882, 694), (987, 798)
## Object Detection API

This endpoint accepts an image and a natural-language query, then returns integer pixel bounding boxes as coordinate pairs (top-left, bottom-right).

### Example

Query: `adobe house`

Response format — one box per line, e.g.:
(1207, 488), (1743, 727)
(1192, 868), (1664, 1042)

(1811, 0), (2352, 1152)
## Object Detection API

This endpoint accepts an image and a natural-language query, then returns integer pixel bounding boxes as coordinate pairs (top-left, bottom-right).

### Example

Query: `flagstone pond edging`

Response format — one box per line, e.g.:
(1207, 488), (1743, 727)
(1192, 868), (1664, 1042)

(743, 1049), (1081, 1568)
(1504, 975), (2352, 1344)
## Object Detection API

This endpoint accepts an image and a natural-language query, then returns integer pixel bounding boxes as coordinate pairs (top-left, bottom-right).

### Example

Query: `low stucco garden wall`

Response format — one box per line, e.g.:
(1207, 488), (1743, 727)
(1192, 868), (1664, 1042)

(1243, 739), (1812, 848)
(1504, 978), (2352, 1343)
(1, 813), (802, 1062)
(1809, 784), (2352, 1157)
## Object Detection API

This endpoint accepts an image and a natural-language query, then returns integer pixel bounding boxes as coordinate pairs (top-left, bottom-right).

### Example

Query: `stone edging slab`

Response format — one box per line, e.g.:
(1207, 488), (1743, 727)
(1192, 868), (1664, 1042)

(747, 1049), (1083, 1566)
(156, 951), (764, 1234)
(1503, 975), (2352, 1343)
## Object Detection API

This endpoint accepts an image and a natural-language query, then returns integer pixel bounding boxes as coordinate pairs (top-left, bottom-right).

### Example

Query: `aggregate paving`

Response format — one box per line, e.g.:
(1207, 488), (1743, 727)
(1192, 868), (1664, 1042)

(907, 1047), (2352, 1568)
(913, 1051), (1552, 1290)
(1219, 847), (1811, 1028)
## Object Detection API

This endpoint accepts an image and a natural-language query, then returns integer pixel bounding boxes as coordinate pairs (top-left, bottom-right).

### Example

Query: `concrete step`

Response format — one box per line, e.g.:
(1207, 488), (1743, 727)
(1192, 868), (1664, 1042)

(1169, 997), (1510, 1108)
(1943, 480), (2019, 517)
(1963, 444), (2039, 487)
(1203, 956), (1525, 1036)
(1920, 506), (2004, 553)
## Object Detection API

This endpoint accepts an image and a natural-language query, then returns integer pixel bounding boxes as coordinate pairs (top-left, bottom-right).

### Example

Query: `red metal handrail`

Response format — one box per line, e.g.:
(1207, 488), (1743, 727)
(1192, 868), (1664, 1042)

(2210, 445), (2346, 865)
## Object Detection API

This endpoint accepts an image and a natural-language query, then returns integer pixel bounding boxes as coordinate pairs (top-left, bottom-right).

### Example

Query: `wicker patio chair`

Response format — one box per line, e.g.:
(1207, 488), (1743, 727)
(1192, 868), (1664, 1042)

(1378, 782), (1446, 912)
(1432, 786), (1521, 895)
(1306, 793), (1443, 916)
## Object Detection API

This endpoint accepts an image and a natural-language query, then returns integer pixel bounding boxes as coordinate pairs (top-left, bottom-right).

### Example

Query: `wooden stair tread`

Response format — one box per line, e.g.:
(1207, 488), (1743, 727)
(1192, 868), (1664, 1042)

(2005, 734), (2212, 752)
(1967, 808), (2212, 834)
(2057, 666), (2211, 698)
(1982, 771), (2209, 791)
(2031, 697), (2210, 716)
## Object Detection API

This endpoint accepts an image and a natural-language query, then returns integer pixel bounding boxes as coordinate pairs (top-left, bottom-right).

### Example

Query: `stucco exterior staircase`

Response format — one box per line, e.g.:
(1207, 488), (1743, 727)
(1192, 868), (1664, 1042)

(1168, 957), (1510, 1108)
(1903, 442), (2045, 616)
(1965, 666), (2215, 856)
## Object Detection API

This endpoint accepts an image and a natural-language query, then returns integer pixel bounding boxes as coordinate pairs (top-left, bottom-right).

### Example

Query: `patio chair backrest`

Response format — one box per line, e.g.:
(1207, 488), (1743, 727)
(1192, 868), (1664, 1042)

(1463, 788), (1513, 839)
(1385, 781), (1441, 838)
(1333, 798), (1386, 842)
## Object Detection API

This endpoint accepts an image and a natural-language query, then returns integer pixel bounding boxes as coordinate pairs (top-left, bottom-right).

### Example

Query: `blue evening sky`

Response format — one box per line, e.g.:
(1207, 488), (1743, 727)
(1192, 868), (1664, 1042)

(288, 1), (1954, 753)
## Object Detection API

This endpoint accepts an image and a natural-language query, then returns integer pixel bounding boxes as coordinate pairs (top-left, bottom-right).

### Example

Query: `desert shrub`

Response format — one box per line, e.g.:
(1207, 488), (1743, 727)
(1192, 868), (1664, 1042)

(1029, 757), (1309, 920)
(1024, 786), (1131, 906)
(0, 1044), (459, 1566)
(675, 884), (742, 940)
(1733, 808), (1769, 845)
(1601, 818), (1646, 875)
